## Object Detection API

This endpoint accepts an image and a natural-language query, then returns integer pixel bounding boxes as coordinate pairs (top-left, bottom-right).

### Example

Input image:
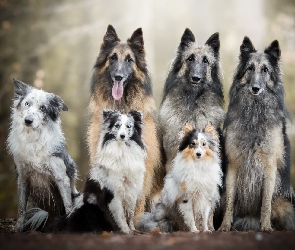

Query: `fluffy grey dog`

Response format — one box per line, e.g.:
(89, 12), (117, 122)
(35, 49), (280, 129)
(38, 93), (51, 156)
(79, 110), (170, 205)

(7, 79), (79, 232)
(219, 37), (295, 232)
(159, 28), (225, 173)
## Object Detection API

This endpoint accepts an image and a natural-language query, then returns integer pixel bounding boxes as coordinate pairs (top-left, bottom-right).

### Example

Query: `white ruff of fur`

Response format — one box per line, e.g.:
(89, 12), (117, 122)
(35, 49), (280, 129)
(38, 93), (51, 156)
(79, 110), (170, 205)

(159, 145), (222, 232)
(8, 89), (67, 187)
(89, 128), (146, 233)
(162, 153), (222, 208)
(90, 139), (146, 204)
(8, 89), (65, 160)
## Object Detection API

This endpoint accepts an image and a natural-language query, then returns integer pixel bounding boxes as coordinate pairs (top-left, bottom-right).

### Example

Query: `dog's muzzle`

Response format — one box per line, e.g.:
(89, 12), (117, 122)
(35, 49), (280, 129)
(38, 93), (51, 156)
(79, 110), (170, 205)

(191, 75), (203, 85)
(251, 86), (262, 95)
(24, 116), (33, 127)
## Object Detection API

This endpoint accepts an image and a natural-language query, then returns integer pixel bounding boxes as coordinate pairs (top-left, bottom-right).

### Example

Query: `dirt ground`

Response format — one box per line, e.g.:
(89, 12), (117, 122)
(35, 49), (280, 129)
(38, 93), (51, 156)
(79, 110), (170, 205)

(1, 218), (295, 250)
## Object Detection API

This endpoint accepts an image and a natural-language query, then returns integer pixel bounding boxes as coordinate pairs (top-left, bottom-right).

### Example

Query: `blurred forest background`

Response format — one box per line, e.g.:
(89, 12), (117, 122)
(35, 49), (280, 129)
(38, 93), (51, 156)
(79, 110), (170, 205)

(1, 0), (295, 218)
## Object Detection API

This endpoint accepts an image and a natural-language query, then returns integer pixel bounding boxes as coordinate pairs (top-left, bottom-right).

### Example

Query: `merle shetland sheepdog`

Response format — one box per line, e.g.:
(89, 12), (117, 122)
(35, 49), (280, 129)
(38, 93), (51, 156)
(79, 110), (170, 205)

(67, 109), (146, 233)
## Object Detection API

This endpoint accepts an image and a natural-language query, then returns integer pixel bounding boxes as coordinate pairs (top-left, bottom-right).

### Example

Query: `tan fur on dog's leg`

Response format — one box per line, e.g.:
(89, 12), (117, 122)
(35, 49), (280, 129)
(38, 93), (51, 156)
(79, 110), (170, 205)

(219, 165), (238, 231)
(208, 209), (215, 231)
(88, 98), (102, 165)
(135, 114), (163, 215)
(260, 159), (276, 232)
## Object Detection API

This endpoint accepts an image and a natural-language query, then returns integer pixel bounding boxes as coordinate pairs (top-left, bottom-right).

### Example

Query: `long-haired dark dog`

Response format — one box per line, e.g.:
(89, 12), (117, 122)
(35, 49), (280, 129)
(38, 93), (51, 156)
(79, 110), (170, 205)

(87, 25), (164, 218)
(158, 29), (225, 229)
(219, 37), (295, 232)
(159, 28), (225, 173)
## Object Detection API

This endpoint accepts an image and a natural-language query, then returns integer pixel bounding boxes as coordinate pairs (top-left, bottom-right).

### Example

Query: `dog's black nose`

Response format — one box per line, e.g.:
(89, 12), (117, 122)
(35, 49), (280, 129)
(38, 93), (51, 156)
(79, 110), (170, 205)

(252, 87), (260, 94)
(191, 76), (202, 83)
(114, 75), (123, 81)
(120, 134), (125, 139)
(196, 152), (201, 157)
(25, 117), (33, 126)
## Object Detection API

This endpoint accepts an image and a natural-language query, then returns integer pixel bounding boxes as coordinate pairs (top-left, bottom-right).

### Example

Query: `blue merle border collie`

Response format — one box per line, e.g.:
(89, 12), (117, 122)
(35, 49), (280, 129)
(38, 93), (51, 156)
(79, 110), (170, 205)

(7, 79), (79, 232)
(66, 109), (146, 233)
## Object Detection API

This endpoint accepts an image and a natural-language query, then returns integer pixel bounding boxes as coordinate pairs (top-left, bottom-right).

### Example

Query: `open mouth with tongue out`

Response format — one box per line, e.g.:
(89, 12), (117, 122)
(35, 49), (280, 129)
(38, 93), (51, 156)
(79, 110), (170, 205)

(112, 76), (125, 100)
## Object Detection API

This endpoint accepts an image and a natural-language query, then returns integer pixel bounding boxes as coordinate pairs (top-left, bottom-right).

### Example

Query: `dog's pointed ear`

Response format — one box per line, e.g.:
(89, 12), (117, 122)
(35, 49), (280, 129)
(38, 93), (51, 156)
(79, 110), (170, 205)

(128, 28), (144, 53)
(183, 123), (194, 137)
(204, 122), (219, 143)
(179, 28), (195, 50)
(102, 109), (120, 121)
(205, 32), (220, 55)
(128, 110), (143, 123)
(102, 25), (120, 47)
(264, 40), (281, 63)
(240, 36), (256, 59)
(50, 94), (68, 112)
(13, 78), (31, 99)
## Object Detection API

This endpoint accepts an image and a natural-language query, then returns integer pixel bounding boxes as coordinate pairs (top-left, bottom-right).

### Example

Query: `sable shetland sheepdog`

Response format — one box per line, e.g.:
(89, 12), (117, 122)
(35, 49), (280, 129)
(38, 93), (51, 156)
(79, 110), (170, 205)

(7, 79), (79, 232)
(88, 25), (164, 217)
(138, 123), (222, 233)
(219, 37), (295, 232)
(67, 109), (146, 233)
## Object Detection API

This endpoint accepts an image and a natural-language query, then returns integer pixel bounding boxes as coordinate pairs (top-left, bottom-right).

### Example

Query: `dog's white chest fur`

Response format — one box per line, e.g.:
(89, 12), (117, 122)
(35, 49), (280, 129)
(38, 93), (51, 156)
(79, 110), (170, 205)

(90, 140), (146, 202)
(163, 154), (222, 205)
(10, 126), (59, 162)
(8, 114), (66, 179)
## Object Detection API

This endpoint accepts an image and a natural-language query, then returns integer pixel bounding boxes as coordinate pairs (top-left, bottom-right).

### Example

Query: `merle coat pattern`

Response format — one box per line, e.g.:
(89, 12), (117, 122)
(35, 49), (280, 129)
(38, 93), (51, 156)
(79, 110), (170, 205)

(68, 110), (146, 233)
(219, 37), (295, 232)
(7, 79), (78, 232)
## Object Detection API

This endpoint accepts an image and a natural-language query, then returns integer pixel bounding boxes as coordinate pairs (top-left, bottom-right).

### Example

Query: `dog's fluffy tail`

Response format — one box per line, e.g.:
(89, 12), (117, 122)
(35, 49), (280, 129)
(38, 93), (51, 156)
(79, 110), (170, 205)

(23, 208), (67, 232)
(232, 216), (260, 231)
(24, 208), (49, 231)
(136, 202), (174, 233)
(136, 212), (158, 232)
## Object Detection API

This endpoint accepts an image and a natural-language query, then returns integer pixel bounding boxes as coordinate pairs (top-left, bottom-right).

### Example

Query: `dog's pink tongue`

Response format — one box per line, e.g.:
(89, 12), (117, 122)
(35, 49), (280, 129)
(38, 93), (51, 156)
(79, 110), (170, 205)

(112, 81), (124, 100)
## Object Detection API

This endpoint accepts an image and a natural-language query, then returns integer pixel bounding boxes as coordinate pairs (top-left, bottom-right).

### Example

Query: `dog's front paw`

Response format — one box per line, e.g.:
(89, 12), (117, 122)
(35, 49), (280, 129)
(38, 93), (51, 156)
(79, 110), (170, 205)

(190, 227), (200, 234)
(14, 217), (24, 232)
(120, 226), (132, 234)
(208, 225), (215, 232)
(260, 224), (273, 233)
(218, 222), (231, 232)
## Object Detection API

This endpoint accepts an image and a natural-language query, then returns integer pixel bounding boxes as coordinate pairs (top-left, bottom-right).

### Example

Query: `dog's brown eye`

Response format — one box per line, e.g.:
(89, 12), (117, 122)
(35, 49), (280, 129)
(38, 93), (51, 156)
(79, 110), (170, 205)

(262, 67), (268, 73)
(190, 142), (196, 146)
(247, 65), (254, 71)
(110, 54), (117, 61)
(202, 142), (206, 146)
(40, 105), (45, 111)
(126, 57), (133, 63)
(203, 57), (209, 64)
